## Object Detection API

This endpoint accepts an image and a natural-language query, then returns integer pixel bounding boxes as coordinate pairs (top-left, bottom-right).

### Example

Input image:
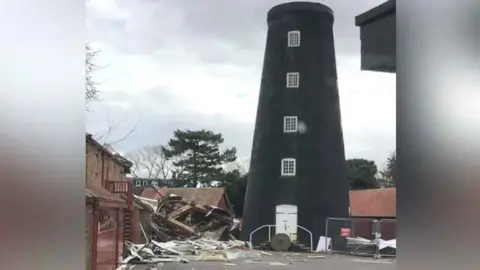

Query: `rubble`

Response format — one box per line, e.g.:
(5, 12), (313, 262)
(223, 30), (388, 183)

(124, 237), (261, 264)
(135, 193), (233, 242)
(125, 193), (262, 267)
(346, 237), (397, 250)
(307, 255), (326, 259)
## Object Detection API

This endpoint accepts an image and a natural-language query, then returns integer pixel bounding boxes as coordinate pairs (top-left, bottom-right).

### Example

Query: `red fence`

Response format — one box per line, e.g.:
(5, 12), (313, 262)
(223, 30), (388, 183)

(87, 181), (133, 270)
(352, 219), (395, 240)
(97, 208), (123, 270)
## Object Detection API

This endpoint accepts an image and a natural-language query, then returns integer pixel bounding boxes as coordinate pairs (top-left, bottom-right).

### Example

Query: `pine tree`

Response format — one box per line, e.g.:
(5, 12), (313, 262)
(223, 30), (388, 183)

(378, 150), (396, 187)
(162, 129), (237, 187)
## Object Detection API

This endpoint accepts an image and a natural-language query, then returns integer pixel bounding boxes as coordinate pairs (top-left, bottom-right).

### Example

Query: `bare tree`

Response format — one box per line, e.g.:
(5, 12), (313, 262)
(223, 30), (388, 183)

(85, 44), (141, 170)
(85, 44), (141, 147)
(86, 43), (101, 107)
(127, 145), (173, 179)
(93, 113), (141, 149)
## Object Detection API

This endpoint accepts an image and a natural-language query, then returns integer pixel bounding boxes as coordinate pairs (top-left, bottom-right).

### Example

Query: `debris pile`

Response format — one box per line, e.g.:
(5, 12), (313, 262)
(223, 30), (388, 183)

(136, 193), (234, 242)
(124, 238), (258, 264)
(119, 192), (260, 270)
(345, 236), (396, 257)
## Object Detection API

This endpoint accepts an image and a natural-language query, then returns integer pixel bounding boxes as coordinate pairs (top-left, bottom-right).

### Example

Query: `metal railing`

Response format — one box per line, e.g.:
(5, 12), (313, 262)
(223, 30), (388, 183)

(105, 180), (130, 193)
(324, 217), (396, 258)
(377, 219), (396, 258)
(249, 224), (314, 252)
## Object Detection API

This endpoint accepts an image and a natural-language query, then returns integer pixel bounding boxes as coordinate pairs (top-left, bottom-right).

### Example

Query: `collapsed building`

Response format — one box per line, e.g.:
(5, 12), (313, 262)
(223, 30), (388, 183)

(119, 188), (258, 268)
(135, 189), (234, 242)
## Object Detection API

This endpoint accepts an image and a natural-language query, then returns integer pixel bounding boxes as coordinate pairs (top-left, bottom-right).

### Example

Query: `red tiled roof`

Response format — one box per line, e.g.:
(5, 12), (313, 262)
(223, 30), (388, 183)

(132, 187), (146, 196)
(139, 187), (166, 200)
(349, 188), (396, 217)
(86, 181), (126, 207)
(164, 188), (227, 207)
(139, 187), (228, 208)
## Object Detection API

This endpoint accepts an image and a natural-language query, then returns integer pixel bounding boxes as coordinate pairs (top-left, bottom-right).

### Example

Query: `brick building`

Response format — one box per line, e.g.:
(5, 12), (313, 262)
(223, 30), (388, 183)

(349, 188), (396, 240)
(85, 134), (142, 270)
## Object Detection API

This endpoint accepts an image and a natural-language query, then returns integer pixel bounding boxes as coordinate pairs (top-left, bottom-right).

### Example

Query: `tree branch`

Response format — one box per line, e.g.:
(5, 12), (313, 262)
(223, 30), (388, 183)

(93, 110), (141, 148)
(86, 43), (101, 108)
(126, 145), (174, 180)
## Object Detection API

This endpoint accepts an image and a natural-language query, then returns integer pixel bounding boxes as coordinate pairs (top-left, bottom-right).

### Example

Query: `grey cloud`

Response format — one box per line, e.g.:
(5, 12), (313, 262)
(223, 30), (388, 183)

(98, 90), (131, 104)
(87, 87), (254, 158)
(171, 0), (271, 49)
(344, 130), (396, 168)
(99, 87), (198, 115)
(85, 0), (396, 168)
(87, 0), (388, 61)
(87, 101), (254, 161)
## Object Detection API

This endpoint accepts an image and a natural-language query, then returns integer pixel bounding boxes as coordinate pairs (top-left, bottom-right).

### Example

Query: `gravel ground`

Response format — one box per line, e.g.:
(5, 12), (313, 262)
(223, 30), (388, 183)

(132, 252), (396, 270)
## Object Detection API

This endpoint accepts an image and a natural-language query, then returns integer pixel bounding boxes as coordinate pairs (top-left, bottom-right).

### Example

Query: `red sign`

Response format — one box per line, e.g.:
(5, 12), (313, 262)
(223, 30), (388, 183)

(340, 228), (351, 237)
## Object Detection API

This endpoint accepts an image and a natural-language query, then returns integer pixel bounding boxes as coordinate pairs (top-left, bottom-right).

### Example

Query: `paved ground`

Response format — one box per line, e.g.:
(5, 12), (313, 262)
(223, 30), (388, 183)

(132, 252), (396, 270)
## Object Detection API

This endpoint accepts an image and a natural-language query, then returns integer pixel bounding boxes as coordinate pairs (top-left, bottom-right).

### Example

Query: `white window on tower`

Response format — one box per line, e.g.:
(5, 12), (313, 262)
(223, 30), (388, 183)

(286, 72), (300, 88)
(284, 116), (298, 133)
(152, 181), (158, 187)
(135, 180), (142, 187)
(281, 158), (296, 176)
(287, 30), (301, 47)
(142, 180), (148, 186)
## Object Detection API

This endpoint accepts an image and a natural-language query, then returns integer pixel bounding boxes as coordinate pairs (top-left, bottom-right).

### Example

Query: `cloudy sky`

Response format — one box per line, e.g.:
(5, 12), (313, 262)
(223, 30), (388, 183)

(86, 0), (395, 169)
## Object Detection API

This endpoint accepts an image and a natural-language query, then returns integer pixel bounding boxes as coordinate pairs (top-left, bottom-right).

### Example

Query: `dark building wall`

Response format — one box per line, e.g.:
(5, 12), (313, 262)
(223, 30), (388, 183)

(378, 218), (396, 240)
(359, 13), (395, 72)
(355, 0), (396, 73)
(351, 217), (396, 240)
(242, 2), (350, 247)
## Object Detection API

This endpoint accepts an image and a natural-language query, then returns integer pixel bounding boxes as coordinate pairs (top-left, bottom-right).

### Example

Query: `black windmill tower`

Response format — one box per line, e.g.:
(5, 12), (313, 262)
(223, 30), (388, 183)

(241, 2), (350, 249)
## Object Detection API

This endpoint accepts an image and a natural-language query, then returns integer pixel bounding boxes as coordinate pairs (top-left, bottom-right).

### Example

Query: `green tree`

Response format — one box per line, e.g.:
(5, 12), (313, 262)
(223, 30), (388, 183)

(378, 151), (396, 187)
(221, 169), (248, 217)
(162, 129), (237, 187)
(345, 158), (380, 190)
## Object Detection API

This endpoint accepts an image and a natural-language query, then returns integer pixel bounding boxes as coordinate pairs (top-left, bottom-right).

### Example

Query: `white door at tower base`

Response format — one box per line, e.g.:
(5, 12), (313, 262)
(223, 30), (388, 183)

(275, 204), (298, 242)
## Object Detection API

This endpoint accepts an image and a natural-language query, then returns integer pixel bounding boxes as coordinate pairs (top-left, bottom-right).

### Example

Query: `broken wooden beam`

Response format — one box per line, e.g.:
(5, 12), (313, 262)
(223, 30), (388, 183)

(167, 204), (193, 219)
